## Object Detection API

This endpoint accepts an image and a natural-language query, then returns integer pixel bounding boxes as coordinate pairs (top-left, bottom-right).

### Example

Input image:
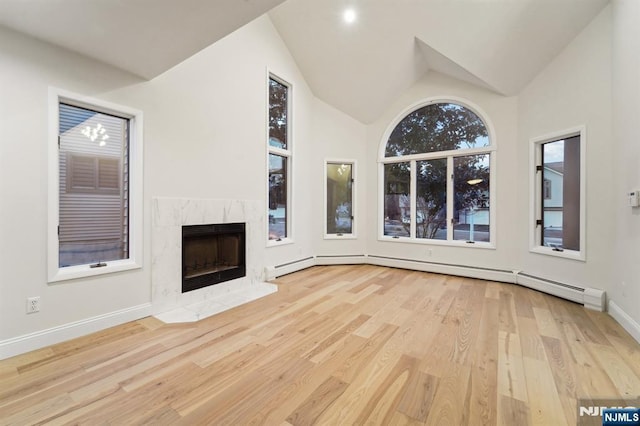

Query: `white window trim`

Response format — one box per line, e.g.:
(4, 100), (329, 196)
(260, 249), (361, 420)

(529, 125), (586, 262)
(324, 159), (357, 239)
(266, 71), (294, 247)
(47, 87), (144, 283)
(377, 96), (497, 249)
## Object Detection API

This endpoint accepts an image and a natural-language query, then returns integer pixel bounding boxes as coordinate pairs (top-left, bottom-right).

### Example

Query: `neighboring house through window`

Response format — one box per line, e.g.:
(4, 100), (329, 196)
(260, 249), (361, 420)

(543, 178), (552, 200)
(531, 128), (585, 260)
(48, 90), (143, 282)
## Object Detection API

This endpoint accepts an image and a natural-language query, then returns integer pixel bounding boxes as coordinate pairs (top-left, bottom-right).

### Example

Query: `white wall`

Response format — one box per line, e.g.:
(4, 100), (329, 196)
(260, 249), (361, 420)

(365, 71), (519, 271)
(0, 15), (332, 355)
(0, 26), (148, 344)
(611, 0), (640, 337)
(106, 15), (318, 269)
(311, 98), (368, 257)
(516, 6), (613, 290)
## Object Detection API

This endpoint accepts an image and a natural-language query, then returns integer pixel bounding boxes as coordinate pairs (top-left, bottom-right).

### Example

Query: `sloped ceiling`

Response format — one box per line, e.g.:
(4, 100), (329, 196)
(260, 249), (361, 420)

(0, 0), (609, 123)
(0, 0), (286, 80)
(269, 0), (610, 123)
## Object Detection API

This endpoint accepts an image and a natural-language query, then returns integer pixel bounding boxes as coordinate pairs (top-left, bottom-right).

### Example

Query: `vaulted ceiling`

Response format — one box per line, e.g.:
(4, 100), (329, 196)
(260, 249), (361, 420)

(0, 0), (609, 123)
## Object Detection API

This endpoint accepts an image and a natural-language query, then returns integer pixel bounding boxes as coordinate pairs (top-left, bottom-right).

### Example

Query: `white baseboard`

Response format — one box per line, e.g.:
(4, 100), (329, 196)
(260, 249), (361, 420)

(608, 300), (640, 344)
(0, 303), (152, 361)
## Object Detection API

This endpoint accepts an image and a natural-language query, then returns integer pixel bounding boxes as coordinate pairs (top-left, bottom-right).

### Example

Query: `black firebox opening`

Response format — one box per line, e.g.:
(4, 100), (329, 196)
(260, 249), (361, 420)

(182, 222), (246, 293)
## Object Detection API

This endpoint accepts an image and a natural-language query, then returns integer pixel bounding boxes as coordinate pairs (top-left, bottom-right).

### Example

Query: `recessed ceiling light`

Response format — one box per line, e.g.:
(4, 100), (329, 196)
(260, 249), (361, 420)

(343, 8), (357, 24)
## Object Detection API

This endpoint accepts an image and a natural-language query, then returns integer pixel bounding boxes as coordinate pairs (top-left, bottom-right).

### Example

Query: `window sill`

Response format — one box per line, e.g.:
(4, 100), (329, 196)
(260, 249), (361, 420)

(378, 236), (495, 250)
(267, 237), (294, 248)
(324, 234), (357, 240)
(48, 258), (141, 284)
(530, 246), (585, 262)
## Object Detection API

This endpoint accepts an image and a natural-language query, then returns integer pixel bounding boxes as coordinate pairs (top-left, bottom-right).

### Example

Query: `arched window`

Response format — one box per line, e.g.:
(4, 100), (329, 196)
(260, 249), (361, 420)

(380, 100), (494, 245)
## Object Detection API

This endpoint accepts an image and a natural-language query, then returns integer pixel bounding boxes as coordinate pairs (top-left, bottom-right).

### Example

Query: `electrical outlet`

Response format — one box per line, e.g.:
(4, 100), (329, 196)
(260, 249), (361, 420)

(427, 248), (433, 257)
(26, 296), (40, 314)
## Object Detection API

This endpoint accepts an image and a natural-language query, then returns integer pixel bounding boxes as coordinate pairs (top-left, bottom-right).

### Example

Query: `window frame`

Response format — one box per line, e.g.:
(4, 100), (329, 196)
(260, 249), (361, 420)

(324, 159), (357, 239)
(529, 126), (586, 261)
(266, 72), (293, 247)
(377, 97), (496, 248)
(48, 88), (144, 283)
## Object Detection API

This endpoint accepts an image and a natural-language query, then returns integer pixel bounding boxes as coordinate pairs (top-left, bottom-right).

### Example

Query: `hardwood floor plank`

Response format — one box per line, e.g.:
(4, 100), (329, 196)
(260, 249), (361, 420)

(424, 359), (472, 426)
(588, 343), (640, 397)
(541, 335), (579, 425)
(533, 306), (562, 339)
(498, 394), (531, 426)
(517, 317), (548, 361)
(301, 313), (370, 360)
(512, 285), (536, 319)
(498, 290), (517, 334)
(497, 331), (528, 402)
(397, 370), (439, 422)
(522, 356), (568, 426)
(286, 376), (349, 426)
(353, 354), (418, 425)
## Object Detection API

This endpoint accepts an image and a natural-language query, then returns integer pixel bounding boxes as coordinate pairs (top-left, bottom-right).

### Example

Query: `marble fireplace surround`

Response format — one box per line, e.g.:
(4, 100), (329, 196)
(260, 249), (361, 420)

(151, 197), (277, 323)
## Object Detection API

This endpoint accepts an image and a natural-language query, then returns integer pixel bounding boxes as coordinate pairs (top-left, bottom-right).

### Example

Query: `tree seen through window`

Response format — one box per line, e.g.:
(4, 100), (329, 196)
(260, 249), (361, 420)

(382, 102), (492, 243)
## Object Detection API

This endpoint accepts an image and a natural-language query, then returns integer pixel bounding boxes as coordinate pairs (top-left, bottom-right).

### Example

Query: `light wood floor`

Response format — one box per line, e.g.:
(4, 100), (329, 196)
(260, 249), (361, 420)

(1, 265), (640, 425)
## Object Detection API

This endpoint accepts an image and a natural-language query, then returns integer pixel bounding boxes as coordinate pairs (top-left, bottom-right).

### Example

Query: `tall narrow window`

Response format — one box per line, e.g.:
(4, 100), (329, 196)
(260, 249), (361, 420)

(58, 103), (129, 267)
(453, 154), (490, 243)
(531, 129), (584, 260)
(380, 101), (494, 245)
(416, 159), (447, 240)
(325, 161), (355, 237)
(49, 90), (143, 282)
(267, 75), (291, 242)
(384, 162), (411, 238)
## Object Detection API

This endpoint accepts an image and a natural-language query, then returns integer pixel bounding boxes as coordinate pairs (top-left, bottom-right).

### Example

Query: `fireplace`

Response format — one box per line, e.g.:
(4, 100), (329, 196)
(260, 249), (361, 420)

(182, 223), (246, 293)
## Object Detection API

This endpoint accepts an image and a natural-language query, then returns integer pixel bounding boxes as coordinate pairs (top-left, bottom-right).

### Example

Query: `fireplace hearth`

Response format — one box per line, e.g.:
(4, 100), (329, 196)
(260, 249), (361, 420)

(182, 223), (246, 293)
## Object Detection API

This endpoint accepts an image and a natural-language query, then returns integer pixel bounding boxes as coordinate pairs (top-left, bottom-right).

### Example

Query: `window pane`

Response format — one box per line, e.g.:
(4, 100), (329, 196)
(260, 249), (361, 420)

(58, 103), (129, 267)
(384, 162), (411, 237)
(385, 103), (489, 157)
(542, 136), (580, 251)
(453, 154), (490, 242)
(416, 159), (447, 240)
(269, 154), (287, 240)
(268, 78), (288, 150)
(326, 163), (353, 235)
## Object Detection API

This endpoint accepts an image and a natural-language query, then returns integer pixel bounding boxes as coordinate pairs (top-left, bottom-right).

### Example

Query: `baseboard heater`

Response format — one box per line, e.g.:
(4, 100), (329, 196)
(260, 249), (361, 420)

(514, 271), (604, 311)
(315, 254), (368, 265)
(265, 256), (315, 280)
(265, 254), (606, 311)
(366, 254), (515, 284)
